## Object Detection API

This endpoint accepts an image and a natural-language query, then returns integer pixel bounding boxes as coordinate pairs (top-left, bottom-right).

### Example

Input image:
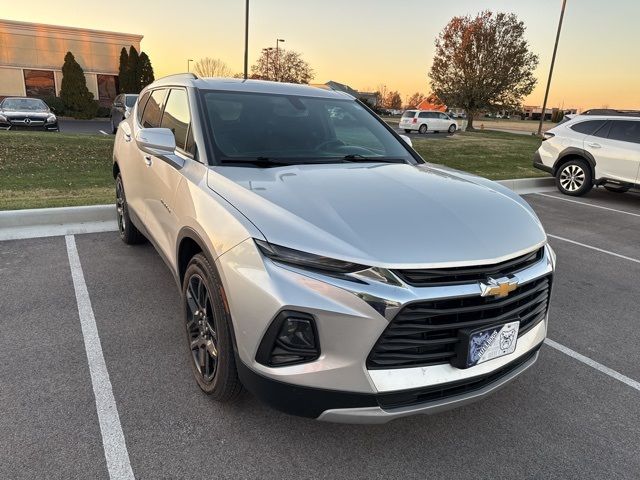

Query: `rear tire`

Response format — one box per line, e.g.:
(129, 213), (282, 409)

(418, 124), (427, 134)
(183, 253), (244, 402)
(404, 129), (411, 133)
(110, 117), (117, 134)
(555, 159), (593, 196)
(115, 173), (146, 244)
(604, 184), (630, 193)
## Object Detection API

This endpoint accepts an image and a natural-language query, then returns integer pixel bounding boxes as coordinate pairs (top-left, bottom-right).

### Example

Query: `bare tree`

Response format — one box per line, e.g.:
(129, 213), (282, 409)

(251, 49), (314, 84)
(429, 11), (539, 129)
(193, 57), (233, 78)
(405, 92), (427, 110)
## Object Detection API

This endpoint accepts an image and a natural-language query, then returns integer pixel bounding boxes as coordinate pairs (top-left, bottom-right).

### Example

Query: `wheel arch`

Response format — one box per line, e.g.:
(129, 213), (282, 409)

(177, 227), (211, 285)
(112, 161), (120, 179)
(553, 147), (596, 178)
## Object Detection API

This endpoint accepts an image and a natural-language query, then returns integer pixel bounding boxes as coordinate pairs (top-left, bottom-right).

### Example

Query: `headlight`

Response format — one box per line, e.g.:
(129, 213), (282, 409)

(255, 239), (367, 274)
(46, 114), (57, 123)
(0, 114), (7, 123)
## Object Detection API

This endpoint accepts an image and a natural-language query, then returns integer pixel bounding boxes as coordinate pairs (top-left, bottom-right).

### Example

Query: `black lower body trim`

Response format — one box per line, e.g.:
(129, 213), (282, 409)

(236, 343), (542, 419)
(532, 152), (553, 174)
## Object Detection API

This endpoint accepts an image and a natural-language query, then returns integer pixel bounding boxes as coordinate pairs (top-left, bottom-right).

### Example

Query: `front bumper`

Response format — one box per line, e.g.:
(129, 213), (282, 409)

(216, 239), (554, 422)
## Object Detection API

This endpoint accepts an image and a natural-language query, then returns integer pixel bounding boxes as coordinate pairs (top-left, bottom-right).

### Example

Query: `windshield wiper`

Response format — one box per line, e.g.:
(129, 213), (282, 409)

(342, 154), (406, 164)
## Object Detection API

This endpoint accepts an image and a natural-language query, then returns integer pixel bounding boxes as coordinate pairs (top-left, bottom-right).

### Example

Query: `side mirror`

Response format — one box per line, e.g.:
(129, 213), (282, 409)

(124, 110), (131, 119)
(399, 134), (412, 147)
(135, 128), (176, 155)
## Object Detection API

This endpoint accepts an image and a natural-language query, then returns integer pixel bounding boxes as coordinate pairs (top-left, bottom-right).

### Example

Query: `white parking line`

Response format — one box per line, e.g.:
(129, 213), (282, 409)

(99, 130), (109, 135)
(534, 192), (640, 218)
(548, 234), (640, 265)
(545, 339), (640, 393)
(65, 235), (135, 480)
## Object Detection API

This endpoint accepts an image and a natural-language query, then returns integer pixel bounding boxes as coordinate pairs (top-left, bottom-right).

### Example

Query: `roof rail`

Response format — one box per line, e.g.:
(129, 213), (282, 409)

(581, 108), (640, 118)
(155, 72), (199, 82)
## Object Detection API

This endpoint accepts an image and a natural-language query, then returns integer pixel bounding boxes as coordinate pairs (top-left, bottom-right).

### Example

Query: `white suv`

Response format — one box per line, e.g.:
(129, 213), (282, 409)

(399, 110), (458, 134)
(534, 114), (640, 196)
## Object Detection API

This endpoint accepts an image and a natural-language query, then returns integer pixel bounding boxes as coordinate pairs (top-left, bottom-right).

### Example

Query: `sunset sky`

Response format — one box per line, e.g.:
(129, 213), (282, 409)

(4, 0), (640, 109)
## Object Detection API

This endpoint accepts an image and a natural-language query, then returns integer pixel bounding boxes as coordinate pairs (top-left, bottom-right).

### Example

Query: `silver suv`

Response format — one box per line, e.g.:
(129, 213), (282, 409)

(112, 74), (554, 423)
(534, 113), (640, 196)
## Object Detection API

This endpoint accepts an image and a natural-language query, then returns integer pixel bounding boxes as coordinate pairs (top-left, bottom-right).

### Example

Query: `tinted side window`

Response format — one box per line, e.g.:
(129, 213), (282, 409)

(570, 120), (606, 135)
(608, 120), (640, 144)
(136, 91), (151, 124)
(418, 112), (429, 119)
(161, 89), (191, 152)
(438, 113), (449, 119)
(141, 89), (166, 128)
(428, 112), (439, 119)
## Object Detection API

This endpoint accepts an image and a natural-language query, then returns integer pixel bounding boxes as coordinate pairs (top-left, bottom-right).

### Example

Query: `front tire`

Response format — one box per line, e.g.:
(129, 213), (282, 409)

(115, 173), (145, 244)
(418, 124), (427, 134)
(404, 129), (411, 133)
(556, 159), (593, 196)
(183, 253), (243, 401)
(448, 124), (457, 134)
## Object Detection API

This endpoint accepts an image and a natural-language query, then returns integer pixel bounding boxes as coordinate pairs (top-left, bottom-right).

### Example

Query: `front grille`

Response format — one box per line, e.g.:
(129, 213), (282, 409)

(366, 275), (551, 369)
(377, 346), (540, 409)
(393, 247), (544, 287)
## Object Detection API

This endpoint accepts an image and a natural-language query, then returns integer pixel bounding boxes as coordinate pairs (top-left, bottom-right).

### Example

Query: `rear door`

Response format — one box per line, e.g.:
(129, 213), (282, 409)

(585, 119), (640, 183)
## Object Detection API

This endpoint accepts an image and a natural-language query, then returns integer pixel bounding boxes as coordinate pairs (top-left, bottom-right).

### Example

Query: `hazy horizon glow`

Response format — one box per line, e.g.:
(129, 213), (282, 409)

(3, 0), (639, 109)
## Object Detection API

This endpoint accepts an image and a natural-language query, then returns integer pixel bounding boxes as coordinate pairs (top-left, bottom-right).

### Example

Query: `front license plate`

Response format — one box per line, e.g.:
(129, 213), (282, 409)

(464, 321), (519, 368)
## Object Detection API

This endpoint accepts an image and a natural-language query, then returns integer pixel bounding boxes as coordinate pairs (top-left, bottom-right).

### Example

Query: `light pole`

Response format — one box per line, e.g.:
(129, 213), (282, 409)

(275, 38), (285, 81)
(244, 0), (250, 80)
(262, 47), (274, 80)
(538, 0), (567, 136)
(187, 59), (194, 73)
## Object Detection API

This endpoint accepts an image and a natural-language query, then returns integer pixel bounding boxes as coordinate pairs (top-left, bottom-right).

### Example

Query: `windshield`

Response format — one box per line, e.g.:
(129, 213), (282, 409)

(201, 90), (416, 165)
(125, 95), (138, 107)
(1, 98), (48, 112)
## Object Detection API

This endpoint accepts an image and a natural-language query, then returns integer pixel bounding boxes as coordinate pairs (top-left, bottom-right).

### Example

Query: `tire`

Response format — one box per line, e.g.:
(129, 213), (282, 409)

(418, 124), (427, 134)
(555, 159), (593, 196)
(604, 184), (630, 193)
(110, 117), (117, 134)
(115, 173), (146, 244)
(448, 124), (457, 134)
(183, 253), (244, 402)
(404, 129), (411, 134)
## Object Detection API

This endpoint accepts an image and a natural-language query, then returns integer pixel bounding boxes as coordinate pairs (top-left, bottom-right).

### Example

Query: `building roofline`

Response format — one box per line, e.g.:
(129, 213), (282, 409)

(0, 18), (143, 42)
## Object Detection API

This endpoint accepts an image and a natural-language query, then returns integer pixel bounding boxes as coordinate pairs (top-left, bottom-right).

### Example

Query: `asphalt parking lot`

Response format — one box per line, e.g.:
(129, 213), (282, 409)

(58, 119), (111, 135)
(1, 187), (640, 479)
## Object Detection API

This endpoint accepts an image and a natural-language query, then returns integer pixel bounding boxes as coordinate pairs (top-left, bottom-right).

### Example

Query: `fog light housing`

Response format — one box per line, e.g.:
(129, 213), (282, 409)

(256, 311), (319, 367)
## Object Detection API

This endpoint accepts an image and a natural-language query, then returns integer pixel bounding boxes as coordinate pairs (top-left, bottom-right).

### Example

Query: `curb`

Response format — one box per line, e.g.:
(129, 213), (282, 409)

(0, 177), (557, 239)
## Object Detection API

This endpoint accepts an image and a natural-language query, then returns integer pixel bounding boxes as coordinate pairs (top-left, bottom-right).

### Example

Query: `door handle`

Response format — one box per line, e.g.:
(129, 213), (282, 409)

(144, 156), (152, 166)
(587, 142), (601, 148)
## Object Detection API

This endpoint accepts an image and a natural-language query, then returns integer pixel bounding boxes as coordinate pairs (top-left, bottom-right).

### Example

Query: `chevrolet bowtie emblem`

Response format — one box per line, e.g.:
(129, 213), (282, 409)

(479, 276), (519, 298)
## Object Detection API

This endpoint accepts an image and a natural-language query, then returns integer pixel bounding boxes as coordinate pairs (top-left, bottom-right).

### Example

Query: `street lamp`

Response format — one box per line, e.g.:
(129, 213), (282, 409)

(244, 0), (250, 80)
(187, 59), (194, 73)
(537, 0), (567, 136)
(275, 38), (285, 81)
(262, 47), (274, 80)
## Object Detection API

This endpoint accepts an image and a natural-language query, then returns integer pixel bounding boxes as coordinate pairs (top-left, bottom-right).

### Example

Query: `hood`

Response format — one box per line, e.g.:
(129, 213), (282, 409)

(1, 110), (49, 118)
(207, 162), (546, 268)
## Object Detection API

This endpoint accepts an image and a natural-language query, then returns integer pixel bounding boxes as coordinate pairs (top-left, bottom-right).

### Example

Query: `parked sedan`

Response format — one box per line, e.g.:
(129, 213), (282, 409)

(110, 94), (138, 133)
(0, 97), (59, 131)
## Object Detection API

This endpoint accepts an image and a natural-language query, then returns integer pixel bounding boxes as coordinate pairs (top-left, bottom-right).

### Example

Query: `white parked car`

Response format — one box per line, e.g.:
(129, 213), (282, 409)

(534, 114), (640, 195)
(399, 110), (458, 134)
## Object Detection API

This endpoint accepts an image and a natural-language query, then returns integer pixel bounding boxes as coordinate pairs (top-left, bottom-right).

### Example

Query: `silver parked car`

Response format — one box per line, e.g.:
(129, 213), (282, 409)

(112, 74), (555, 423)
(0, 97), (59, 131)
(110, 94), (138, 133)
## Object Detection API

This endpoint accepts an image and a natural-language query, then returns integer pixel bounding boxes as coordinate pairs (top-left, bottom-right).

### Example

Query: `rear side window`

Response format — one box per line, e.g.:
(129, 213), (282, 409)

(570, 120), (607, 135)
(136, 91), (150, 124)
(608, 120), (640, 144)
(418, 112), (430, 119)
(141, 89), (166, 128)
(402, 110), (416, 118)
(161, 89), (192, 153)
